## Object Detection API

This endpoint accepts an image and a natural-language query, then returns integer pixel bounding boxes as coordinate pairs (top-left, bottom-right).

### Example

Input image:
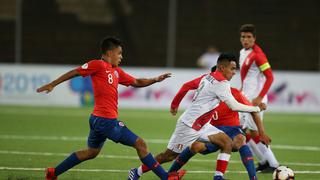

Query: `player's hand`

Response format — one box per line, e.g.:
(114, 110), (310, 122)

(258, 103), (267, 111)
(170, 107), (178, 116)
(36, 83), (54, 93)
(252, 96), (263, 106)
(155, 73), (172, 82)
(260, 133), (272, 146)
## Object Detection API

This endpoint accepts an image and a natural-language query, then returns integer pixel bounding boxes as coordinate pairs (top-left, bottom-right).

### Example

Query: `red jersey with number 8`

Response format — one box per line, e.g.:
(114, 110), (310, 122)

(76, 60), (135, 119)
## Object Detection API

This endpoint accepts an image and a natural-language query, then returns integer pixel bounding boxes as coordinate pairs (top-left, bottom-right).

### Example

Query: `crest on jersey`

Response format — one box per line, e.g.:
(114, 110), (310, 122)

(81, 63), (88, 69)
(114, 70), (119, 78)
(176, 144), (184, 150)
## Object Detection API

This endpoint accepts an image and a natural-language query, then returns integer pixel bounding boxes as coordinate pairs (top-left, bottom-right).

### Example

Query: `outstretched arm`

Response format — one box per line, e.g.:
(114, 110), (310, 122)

(36, 69), (80, 93)
(130, 73), (171, 87)
(250, 111), (271, 145)
(170, 76), (203, 115)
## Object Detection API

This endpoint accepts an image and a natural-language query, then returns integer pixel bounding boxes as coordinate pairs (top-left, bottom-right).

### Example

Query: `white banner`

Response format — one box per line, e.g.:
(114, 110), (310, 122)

(1, 64), (320, 113)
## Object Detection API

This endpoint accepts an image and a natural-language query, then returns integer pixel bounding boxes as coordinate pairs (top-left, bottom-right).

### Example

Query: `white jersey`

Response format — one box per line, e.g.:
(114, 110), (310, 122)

(178, 71), (260, 129)
(239, 44), (269, 100)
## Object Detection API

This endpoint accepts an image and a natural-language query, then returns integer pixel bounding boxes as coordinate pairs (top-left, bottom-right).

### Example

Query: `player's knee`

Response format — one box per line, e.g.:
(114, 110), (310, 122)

(134, 138), (147, 151)
(190, 142), (205, 153)
(163, 149), (178, 161)
(220, 137), (233, 152)
(233, 135), (246, 150)
(78, 149), (100, 160)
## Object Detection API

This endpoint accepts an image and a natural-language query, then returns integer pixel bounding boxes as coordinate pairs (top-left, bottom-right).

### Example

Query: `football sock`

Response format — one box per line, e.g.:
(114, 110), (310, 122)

(214, 153), (230, 178)
(247, 139), (267, 164)
(168, 147), (195, 172)
(55, 152), (82, 176)
(199, 143), (220, 155)
(137, 164), (150, 176)
(239, 145), (257, 180)
(258, 145), (279, 168)
(140, 153), (167, 179)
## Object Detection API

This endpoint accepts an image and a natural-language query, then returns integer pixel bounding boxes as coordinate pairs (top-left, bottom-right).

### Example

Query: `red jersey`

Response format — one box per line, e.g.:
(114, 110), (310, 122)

(76, 60), (135, 119)
(171, 76), (252, 128)
(209, 88), (252, 126)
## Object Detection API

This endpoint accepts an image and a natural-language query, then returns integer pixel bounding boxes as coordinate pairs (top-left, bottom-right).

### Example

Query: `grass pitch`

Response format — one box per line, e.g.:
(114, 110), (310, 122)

(0, 105), (320, 180)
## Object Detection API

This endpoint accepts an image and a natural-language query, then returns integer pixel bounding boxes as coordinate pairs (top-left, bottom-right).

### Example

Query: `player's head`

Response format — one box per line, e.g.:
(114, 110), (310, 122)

(100, 37), (123, 67)
(239, 24), (256, 49)
(216, 53), (237, 81)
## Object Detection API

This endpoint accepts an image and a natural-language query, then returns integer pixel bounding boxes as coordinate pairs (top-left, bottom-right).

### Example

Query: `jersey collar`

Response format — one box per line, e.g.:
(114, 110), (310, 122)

(210, 71), (227, 81)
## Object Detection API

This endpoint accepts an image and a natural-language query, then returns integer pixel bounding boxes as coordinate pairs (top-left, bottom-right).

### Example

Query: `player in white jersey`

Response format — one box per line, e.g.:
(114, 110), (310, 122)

(239, 24), (279, 172)
(128, 53), (265, 180)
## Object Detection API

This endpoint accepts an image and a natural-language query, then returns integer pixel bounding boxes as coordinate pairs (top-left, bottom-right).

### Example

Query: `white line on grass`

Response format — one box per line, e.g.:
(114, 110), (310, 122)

(1, 134), (320, 151)
(1, 167), (320, 174)
(1, 150), (320, 167)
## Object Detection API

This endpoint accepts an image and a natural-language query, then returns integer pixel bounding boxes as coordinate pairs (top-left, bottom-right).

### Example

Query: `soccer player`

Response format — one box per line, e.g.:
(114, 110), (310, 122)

(167, 67), (271, 180)
(128, 53), (264, 180)
(238, 24), (279, 172)
(37, 37), (184, 180)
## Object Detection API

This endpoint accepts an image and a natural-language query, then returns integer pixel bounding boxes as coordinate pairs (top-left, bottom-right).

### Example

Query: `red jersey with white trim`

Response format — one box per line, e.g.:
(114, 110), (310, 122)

(239, 44), (274, 100)
(76, 60), (135, 119)
(209, 88), (252, 126)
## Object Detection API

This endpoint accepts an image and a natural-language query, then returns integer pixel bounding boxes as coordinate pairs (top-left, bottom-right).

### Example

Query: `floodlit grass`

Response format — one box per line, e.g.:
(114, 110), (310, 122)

(0, 105), (319, 179)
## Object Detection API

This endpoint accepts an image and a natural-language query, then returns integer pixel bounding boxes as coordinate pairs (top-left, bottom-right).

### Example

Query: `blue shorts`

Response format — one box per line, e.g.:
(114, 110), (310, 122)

(87, 114), (139, 149)
(215, 126), (245, 139)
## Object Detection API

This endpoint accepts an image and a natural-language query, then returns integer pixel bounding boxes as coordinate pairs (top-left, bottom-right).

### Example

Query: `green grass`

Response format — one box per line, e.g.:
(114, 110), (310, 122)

(0, 105), (320, 180)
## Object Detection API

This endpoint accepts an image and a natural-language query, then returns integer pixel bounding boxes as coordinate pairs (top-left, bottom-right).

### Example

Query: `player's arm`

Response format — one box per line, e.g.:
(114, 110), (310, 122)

(170, 76), (203, 115)
(252, 55), (274, 105)
(250, 111), (271, 145)
(36, 69), (80, 93)
(130, 73), (171, 87)
(218, 83), (263, 112)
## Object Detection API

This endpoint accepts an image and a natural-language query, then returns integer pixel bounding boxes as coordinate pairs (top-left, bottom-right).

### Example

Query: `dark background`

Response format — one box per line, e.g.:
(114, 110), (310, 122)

(1, 0), (319, 71)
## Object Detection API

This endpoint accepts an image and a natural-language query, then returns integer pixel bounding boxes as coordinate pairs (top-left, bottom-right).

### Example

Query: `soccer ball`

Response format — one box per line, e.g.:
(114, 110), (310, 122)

(272, 166), (295, 180)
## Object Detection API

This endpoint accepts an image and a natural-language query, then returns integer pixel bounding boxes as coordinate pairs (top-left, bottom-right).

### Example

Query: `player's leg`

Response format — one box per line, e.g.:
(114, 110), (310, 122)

(233, 134), (257, 180)
(46, 115), (106, 179)
(135, 148), (179, 177)
(249, 130), (279, 172)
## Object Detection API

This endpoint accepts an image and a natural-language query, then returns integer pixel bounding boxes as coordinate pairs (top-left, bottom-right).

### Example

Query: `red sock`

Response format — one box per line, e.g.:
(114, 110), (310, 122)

(246, 133), (251, 143)
(215, 153), (230, 176)
(252, 135), (260, 144)
(141, 164), (151, 173)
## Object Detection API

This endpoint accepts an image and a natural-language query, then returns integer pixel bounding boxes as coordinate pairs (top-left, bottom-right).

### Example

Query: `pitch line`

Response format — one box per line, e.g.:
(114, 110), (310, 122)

(1, 150), (320, 167)
(1, 134), (320, 151)
(1, 167), (320, 174)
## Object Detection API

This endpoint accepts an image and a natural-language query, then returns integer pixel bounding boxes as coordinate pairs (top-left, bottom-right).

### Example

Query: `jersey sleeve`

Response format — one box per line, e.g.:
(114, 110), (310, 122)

(116, 68), (136, 86)
(255, 53), (274, 98)
(76, 60), (102, 77)
(171, 75), (204, 109)
(231, 88), (252, 106)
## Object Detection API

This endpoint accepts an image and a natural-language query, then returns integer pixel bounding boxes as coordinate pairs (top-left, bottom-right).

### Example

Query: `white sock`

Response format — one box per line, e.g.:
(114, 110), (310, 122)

(247, 140), (267, 164)
(137, 166), (143, 176)
(256, 143), (279, 168)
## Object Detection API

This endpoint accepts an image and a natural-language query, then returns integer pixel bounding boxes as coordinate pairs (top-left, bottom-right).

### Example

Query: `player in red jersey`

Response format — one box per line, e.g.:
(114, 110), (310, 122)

(168, 66), (271, 180)
(37, 37), (185, 180)
(239, 24), (279, 172)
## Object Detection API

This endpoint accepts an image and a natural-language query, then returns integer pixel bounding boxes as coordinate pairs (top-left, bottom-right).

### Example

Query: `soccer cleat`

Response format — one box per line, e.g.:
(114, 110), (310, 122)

(45, 167), (57, 180)
(168, 169), (186, 180)
(127, 168), (140, 180)
(213, 175), (226, 180)
(256, 162), (269, 172)
(261, 166), (277, 173)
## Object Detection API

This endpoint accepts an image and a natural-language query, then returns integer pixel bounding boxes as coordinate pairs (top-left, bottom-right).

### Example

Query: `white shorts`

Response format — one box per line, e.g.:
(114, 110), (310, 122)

(167, 120), (201, 153)
(239, 95), (267, 131)
(198, 123), (223, 143)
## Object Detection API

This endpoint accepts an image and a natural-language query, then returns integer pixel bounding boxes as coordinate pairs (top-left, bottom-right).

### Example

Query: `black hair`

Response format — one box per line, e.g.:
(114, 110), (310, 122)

(211, 66), (216, 72)
(239, 24), (256, 37)
(100, 37), (122, 54)
(217, 53), (237, 66)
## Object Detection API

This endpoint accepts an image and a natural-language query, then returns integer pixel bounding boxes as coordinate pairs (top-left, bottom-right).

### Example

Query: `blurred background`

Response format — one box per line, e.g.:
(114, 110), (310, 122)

(1, 0), (320, 70)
